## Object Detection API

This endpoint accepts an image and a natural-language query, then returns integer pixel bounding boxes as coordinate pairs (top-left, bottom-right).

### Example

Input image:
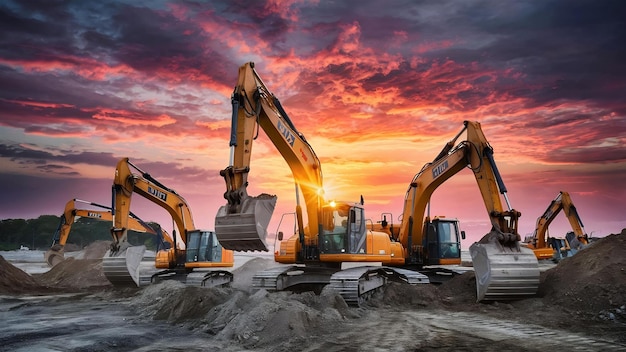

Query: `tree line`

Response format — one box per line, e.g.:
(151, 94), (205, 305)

(0, 215), (162, 251)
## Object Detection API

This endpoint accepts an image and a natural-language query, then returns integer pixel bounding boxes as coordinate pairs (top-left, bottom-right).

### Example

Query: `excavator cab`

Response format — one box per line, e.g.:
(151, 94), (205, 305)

(318, 202), (367, 255)
(186, 230), (223, 264)
(424, 218), (464, 265)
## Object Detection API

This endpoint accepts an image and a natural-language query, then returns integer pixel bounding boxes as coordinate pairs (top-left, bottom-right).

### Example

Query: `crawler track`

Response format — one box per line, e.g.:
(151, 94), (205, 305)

(328, 266), (430, 306)
(253, 265), (430, 306)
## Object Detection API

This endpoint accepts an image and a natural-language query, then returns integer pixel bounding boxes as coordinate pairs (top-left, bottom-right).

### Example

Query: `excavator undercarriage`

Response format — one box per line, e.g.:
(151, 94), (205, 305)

(252, 265), (430, 306)
(101, 245), (234, 288)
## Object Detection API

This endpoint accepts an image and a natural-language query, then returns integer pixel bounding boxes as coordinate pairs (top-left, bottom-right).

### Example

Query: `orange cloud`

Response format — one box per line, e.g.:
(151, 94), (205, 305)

(92, 109), (176, 127)
(0, 57), (135, 81)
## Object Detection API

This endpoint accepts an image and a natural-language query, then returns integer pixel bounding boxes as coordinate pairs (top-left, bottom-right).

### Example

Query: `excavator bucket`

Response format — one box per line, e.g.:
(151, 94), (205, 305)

(44, 248), (65, 267)
(102, 245), (147, 286)
(215, 194), (277, 252)
(470, 237), (539, 302)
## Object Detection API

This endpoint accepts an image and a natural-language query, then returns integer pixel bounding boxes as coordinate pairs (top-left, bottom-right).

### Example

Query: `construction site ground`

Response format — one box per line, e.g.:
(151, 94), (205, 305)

(1, 230), (625, 352)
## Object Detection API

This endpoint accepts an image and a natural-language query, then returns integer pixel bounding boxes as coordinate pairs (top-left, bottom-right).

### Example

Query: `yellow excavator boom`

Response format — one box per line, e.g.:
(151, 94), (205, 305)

(105, 157), (234, 287)
(44, 198), (174, 267)
(389, 121), (539, 301)
(524, 191), (589, 260)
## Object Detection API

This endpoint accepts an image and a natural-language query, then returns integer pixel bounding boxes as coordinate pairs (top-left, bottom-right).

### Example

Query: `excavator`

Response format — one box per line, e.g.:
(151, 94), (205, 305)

(104, 157), (234, 287)
(523, 191), (589, 261)
(215, 62), (539, 304)
(44, 198), (175, 267)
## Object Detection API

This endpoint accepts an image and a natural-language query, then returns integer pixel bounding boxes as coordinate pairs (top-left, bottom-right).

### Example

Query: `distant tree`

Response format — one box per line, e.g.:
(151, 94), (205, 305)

(69, 218), (112, 248)
(31, 215), (61, 249)
(0, 216), (166, 251)
(0, 216), (60, 250)
(0, 219), (28, 251)
(0, 218), (28, 250)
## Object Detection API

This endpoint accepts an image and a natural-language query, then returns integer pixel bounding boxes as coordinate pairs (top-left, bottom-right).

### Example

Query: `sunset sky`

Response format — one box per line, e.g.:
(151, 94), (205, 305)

(1, 0), (625, 247)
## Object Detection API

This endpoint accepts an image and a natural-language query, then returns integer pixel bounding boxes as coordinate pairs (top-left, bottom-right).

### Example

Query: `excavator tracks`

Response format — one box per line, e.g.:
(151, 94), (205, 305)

(253, 265), (430, 306)
(136, 263), (163, 286)
(185, 270), (233, 287)
(139, 268), (233, 288)
(252, 265), (335, 292)
(102, 245), (233, 288)
(328, 266), (430, 306)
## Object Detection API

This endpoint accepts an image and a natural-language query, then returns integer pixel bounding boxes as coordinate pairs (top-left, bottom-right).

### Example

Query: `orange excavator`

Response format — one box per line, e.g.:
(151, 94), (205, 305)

(104, 157), (234, 287)
(215, 62), (538, 304)
(44, 198), (175, 267)
(523, 191), (589, 261)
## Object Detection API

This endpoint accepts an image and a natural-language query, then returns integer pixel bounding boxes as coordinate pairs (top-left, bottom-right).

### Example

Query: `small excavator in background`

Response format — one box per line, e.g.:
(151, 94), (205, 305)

(215, 62), (538, 304)
(104, 157), (234, 287)
(44, 198), (175, 267)
(523, 191), (589, 261)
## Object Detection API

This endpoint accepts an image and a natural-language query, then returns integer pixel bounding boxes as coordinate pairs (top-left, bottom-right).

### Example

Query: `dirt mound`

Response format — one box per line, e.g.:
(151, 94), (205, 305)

(434, 230), (626, 314)
(3, 230), (625, 349)
(130, 280), (235, 324)
(74, 240), (111, 259)
(213, 289), (351, 350)
(34, 241), (113, 290)
(540, 230), (625, 314)
(37, 257), (111, 289)
(0, 255), (46, 294)
(364, 281), (450, 309)
(129, 279), (352, 350)
(437, 271), (479, 305)
(63, 243), (82, 252)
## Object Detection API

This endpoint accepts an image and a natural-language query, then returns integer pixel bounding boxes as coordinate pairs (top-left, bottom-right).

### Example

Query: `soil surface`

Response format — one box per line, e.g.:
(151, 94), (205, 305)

(1, 233), (625, 351)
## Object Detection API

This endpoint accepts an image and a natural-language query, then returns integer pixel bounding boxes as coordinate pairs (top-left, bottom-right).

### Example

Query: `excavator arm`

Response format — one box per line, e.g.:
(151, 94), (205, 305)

(44, 198), (174, 267)
(105, 157), (233, 287)
(216, 62), (324, 252)
(111, 157), (193, 254)
(398, 121), (538, 301)
(399, 121), (521, 250)
(526, 191), (589, 260)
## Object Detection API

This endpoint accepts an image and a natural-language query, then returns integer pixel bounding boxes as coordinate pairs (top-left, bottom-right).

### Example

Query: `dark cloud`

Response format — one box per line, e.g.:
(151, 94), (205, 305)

(0, 143), (118, 167)
(36, 164), (80, 176)
(0, 66), (122, 111)
(0, 172), (111, 219)
(453, 0), (626, 106)
(0, 143), (54, 160)
(0, 144), (223, 188)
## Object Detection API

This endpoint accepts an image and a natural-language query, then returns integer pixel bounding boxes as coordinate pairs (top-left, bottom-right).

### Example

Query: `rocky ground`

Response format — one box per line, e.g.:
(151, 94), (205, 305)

(1, 230), (625, 351)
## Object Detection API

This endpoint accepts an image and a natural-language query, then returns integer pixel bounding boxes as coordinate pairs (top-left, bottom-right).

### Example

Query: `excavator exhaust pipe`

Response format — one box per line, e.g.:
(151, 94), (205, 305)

(215, 194), (277, 252)
(102, 245), (147, 286)
(470, 231), (539, 302)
